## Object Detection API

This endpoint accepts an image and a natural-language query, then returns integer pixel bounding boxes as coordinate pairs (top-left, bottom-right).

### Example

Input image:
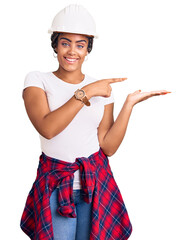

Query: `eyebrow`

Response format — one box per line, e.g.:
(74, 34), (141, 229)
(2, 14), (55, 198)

(60, 37), (87, 43)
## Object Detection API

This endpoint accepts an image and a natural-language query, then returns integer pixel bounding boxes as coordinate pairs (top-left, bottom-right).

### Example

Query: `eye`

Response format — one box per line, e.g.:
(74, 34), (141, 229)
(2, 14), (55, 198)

(61, 42), (69, 46)
(77, 45), (84, 49)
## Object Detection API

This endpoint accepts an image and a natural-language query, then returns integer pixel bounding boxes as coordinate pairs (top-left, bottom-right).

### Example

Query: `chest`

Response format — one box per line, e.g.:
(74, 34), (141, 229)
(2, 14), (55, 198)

(44, 82), (105, 128)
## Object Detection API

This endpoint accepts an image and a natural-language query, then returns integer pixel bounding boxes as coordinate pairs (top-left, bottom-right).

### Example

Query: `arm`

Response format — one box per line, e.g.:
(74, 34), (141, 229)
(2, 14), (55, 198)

(98, 101), (133, 156)
(98, 89), (171, 156)
(23, 77), (126, 139)
(23, 87), (86, 139)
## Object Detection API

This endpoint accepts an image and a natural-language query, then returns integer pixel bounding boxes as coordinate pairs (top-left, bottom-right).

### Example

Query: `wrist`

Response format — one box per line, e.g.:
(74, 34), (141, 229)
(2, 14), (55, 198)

(81, 85), (93, 100)
(124, 99), (134, 110)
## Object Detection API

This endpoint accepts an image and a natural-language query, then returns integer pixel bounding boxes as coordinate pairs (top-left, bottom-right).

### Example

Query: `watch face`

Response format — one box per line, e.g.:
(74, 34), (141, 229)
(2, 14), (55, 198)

(77, 89), (85, 99)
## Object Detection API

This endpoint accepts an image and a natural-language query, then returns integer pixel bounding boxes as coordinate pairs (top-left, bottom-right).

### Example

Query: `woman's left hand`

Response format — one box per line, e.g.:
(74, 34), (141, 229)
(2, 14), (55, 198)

(126, 89), (171, 107)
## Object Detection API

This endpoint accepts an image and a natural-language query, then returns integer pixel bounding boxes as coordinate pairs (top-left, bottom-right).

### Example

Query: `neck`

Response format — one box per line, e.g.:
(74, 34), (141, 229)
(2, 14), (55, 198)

(53, 66), (85, 84)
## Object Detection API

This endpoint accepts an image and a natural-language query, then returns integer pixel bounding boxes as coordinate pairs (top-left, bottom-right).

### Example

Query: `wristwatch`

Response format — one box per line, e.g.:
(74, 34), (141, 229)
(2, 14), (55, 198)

(74, 89), (91, 106)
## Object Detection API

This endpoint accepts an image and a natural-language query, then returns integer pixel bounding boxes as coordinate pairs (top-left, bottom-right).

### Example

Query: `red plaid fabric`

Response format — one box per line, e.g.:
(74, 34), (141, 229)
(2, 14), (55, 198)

(20, 147), (132, 240)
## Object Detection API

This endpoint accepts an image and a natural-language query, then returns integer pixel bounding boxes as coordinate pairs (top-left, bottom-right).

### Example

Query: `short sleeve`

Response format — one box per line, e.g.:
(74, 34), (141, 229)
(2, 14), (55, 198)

(22, 71), (45, 98)
(103, 89), (115, 105)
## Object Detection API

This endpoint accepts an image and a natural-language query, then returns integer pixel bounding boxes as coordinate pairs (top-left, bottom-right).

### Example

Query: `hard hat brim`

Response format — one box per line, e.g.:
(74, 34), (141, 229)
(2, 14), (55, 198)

(48, 29), (98, 39)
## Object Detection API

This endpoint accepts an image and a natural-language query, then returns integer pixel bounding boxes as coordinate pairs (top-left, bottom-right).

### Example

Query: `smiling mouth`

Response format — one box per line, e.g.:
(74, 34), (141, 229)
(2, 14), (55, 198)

(64, 57), (79, 63)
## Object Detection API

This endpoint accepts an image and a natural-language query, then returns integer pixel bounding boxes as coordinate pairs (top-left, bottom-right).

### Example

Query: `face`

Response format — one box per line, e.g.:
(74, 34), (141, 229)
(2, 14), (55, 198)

(55, 33), (89, 73)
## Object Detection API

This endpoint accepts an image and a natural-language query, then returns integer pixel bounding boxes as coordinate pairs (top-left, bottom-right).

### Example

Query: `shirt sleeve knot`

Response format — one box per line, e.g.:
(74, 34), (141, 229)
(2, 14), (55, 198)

(57, 202), (77, 218)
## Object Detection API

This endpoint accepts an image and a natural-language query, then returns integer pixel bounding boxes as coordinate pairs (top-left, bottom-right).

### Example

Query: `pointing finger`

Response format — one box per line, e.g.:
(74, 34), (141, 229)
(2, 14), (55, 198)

(106, 78), (128, 84)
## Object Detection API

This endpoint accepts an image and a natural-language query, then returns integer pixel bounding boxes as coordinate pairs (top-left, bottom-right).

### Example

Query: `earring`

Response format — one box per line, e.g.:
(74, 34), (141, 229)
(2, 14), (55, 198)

(53, 52), (57, 58)
(85, 54), (88, 61)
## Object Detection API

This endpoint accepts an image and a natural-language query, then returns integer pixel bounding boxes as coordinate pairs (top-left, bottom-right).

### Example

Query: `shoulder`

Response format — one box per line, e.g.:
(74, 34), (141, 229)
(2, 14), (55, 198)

(24, 71), (50, 85)
(23, 71), (49, 94)
(25, 71), (47, 80)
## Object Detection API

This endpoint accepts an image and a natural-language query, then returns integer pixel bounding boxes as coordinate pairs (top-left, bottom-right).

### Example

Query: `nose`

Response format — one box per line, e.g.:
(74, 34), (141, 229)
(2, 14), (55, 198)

(67, 44), (77, 56)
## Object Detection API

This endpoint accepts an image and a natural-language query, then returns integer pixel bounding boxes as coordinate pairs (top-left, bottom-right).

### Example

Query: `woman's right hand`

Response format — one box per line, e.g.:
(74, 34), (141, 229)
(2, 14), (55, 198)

(82, 78), (127, 99)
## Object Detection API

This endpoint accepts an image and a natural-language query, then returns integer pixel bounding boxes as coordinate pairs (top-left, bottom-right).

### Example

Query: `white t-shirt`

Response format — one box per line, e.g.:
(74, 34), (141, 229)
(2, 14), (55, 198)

(23, 71), (114, 189)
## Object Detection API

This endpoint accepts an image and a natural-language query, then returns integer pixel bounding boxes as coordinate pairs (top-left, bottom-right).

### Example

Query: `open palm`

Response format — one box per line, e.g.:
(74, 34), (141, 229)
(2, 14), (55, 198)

(127, 89), (171, 107)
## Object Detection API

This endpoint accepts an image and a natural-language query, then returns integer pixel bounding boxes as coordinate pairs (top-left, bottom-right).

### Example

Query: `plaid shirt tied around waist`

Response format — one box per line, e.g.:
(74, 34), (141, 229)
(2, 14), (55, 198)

(20, 147), (132, 240)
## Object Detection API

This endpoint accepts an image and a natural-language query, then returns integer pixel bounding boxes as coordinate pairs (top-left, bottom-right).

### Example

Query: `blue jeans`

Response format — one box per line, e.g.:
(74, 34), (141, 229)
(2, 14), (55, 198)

(50, 188), (92, 240)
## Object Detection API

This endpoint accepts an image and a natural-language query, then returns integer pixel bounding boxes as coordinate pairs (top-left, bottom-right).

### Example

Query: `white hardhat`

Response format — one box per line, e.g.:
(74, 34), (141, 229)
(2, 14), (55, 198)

(48, 4), (98, 38)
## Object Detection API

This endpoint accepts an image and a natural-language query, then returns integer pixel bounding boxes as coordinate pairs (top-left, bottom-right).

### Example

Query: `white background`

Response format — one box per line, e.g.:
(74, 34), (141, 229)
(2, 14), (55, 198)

(1, 0), (191, 239)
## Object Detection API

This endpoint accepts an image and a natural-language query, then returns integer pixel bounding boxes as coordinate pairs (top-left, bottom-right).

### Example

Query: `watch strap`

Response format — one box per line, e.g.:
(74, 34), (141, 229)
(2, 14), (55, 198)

(82, 96), (90, 106)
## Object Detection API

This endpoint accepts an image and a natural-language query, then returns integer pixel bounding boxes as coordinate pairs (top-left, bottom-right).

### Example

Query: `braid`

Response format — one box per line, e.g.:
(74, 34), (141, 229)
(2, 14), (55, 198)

(87, 37), (94, 53)
(51, 32), (61, 54)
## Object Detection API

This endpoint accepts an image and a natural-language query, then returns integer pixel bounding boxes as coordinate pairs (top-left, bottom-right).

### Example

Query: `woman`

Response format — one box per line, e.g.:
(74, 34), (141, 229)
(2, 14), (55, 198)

(20, 4), (171, 240)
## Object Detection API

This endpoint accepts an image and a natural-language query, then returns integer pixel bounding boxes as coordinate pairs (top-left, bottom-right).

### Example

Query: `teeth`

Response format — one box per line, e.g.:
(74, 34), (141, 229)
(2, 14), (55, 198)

(65, 58), (77, 62)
